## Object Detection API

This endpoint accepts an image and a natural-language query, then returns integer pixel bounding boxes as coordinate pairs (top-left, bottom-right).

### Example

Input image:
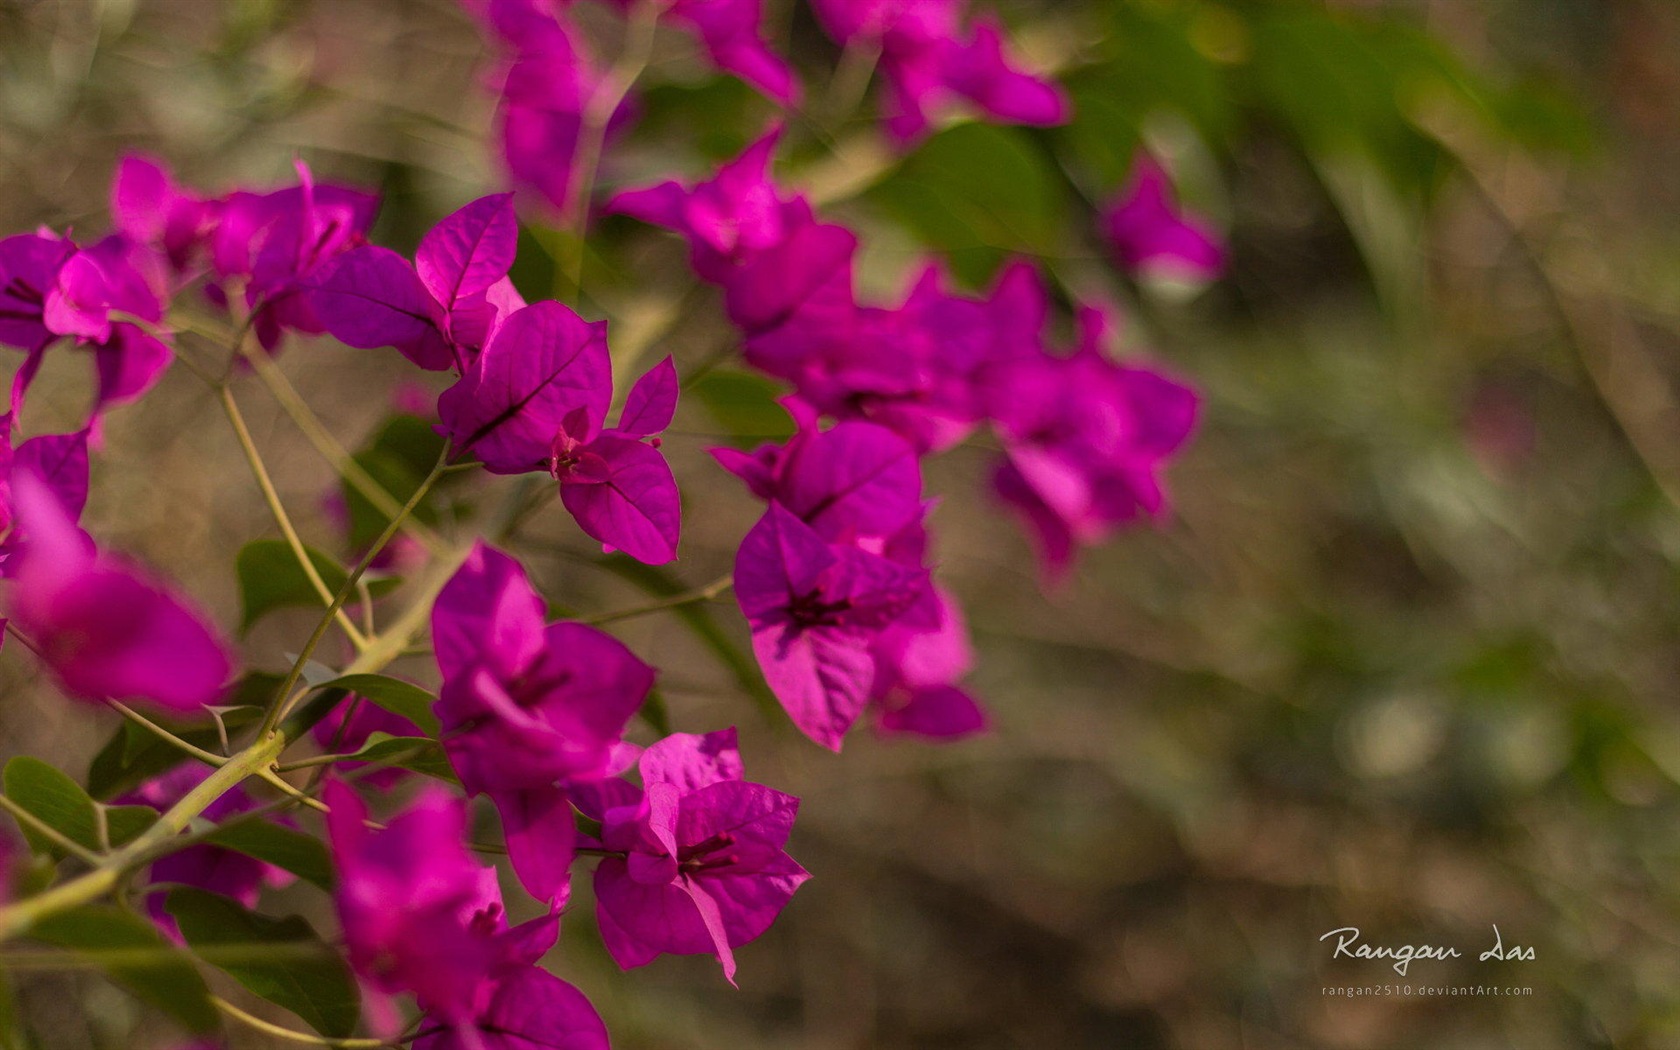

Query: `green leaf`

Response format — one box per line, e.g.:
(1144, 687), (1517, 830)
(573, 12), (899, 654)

(203, 819), (335, 891)
(85, 681), (271, 800)
(340, 733), (457, 782)
(866, 123), (1067, 286)
(0, 958), (25, 1050)
(318, 674), (441, 737)
(105, 805), (159, 848)
(4, 757), (100, 857)
(166, 889), (360, 1039)
(691, 370), (794, 446)
(237, 540), (395, 633)
(28, 905), (217, 1033)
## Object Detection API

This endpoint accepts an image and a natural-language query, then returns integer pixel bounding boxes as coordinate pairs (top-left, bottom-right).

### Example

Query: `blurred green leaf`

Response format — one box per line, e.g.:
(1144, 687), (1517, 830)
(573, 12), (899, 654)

(28, 906), (217, 1033)
(318, 674), (440, 737)
(0, 760), (149, 856)
(691, 369), (794, 445)
(166, 888), (359, 1038)
(203, 819), (335, 891)
(337, 733), (457, 782)
(867, 123), (1067, 286)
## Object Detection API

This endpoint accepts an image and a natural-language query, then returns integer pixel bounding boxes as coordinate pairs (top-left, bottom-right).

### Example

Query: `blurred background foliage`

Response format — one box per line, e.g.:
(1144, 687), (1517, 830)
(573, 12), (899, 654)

(3, 0), (1680, 1047)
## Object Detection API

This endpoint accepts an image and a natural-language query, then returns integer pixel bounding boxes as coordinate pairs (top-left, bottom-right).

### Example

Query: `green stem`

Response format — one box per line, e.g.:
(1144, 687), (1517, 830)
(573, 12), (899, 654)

(231, 338), (448, 557)
(263, 448), (454, 736)
(0, 732), (284, 943)
(220, 385), (369, 651)
(214, 996), (394, 1048)
(585, 573), (734, 626)
(106, 701), (227, 767)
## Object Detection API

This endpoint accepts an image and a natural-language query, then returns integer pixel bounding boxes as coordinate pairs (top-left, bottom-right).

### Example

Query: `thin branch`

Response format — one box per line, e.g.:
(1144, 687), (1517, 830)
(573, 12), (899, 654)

(106, 701), (227, 767)
(219, 385), (369, 651)
(263, 447), (452, 736)
(0, 796), (102, 866)
(231, 337), (448, 557)
(214, 996), (395, 1048)
(585, 573), (734, 625)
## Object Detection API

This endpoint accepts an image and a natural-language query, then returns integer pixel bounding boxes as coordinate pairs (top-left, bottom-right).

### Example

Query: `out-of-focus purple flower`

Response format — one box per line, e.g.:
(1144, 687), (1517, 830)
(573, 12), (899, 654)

(412, 966), (609, 1050)
(870, 585), (987, 739)
(1099, 156), (1226, 284)
(734, 503), (926, 749)
(608, 125), (813, 282)
(118, 764), (295, 940)
(431, 543), (653, 899)
(5, 470), (234, 712)
(810, 0), (1068, 145)
(771, 261), (1045, 454)
(469, 6), (634, 218)
(197, 161), (379, 352)
(110, 154), (215, 275)
(590, 729), (809, 983)
(0, 231), (76, 359)
(984, 306), (1198, 583)
(0, 418), (91, 567)
(42, 235), (176, 413)
(313, 193), (525, 373)
(326, 781), (564, 1035)
(662, 0), (801, 105)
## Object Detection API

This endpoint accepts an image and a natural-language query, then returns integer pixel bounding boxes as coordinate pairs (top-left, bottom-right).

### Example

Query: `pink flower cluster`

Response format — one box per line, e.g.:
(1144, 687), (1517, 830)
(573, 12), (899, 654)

(607, 124), (1209, 749)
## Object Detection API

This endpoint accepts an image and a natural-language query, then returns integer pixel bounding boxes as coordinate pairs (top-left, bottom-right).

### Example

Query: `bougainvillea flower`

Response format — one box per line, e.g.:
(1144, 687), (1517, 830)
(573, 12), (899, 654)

(593, 729), (809, 983)
(5, 470), (233, 711)
(608, 125), (812, 282)
(725, 222), (859, 378)
(438, 303), (681, 562)
(0, 422), (91, 559)
(488, 15), (631, 217)
(41, 235), (176, 412)
(0, 231), (75, 357)
(810, 0), (1068, 145)
(326, 781), (515, 1032)
(119, 764), (295, 940)
(1099, 156), (1226, 284)
(413, 967), (610, 1050)
(776, 261), (1045, 453)
(550, 355), (681, 564)
(712, 411), (924, 545)
(110, 154), (215, 275)
(438, 300), (611, 474)
(662, 0), (800, 105)
(734, 503), (927, 749)
(196, 161), (377, 351)
(870, 586), (987, 739)
(314, 194), (523, 372)
(985, 307), (1199, 582)
(432, 543), (653, 898)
